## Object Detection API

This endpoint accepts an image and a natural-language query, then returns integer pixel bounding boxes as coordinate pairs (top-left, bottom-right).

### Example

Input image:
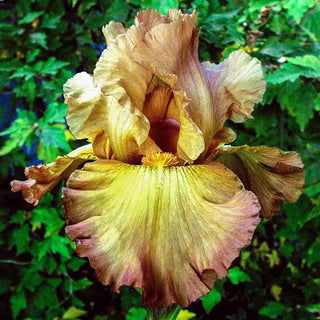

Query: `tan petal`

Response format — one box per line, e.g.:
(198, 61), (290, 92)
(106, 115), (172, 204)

(135, 8), (171, 29)
(105, 96), (159, 163)
(63, 160), (260, 307)
(211, 145), (304, 218)
(132, 11), (213, 161)
(202, 50), (266, 125)
(102, 21), (126, 46)
(11, 145), (97, 206)
(94, 24), (152, 112)
(63, 72), (108, 141)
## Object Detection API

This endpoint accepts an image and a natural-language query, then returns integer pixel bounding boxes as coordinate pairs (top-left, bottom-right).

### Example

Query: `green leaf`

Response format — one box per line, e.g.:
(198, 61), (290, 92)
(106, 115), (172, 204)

(26, 48), (41, 63)
(73, 277), (93, 291)
(286, 55), (320, 77)
(301, 3), (320, 41)
(41, 13), (64, 29)
(307, 238), (320, 266)
(31, 207), (65, 237)
(67, 257), (86, 272)
(259, 38), (302, 57)
(10, 224), (30, 255)
(266, 64), (302, 84)
(33, 284), (59, 309)
(142, 0), (179, 15)
(42, 102), (67, 125)
(37, 141), (60, 162)
(227, 267), (251, 285)
(39, 125), (71, 151)
(11, 65), (35, 80)
(282, 0), (315, 23)
(49, 235), (72, 259)
(201, 289), (222, 314)
(13, 79), (37, 103)
(18, 11), (44, 24)
(277, 80), (317, 131)
(19, 267), (43, 292)
(34, 57), (69, 75)
(259, 301), (286, 319)
(176, 310), (196, 320)
(11, 290), (26, 319)
(30, 32), (48, 49)
(63, 306), (87, 319)
(126, 307), (147, 320)
(0, 110), (36, 155)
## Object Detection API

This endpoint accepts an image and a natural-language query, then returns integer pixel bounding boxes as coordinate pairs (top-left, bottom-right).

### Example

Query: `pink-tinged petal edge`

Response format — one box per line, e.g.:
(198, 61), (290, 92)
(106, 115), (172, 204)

(211, 145), (305, 218)
(63, 160), (261, 307)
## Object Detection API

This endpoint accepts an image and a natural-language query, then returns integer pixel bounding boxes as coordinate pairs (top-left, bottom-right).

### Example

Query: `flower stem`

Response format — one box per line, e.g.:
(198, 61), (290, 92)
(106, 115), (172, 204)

(146, 305), (181, 320)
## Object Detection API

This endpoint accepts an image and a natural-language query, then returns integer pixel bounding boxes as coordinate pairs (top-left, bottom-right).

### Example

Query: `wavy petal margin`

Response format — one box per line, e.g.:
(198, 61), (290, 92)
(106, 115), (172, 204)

(202, 50), (266, 127)
(211, 145), (305, 218)
(132, 10), (212, 162)
(11, 145), (97, 206)
(63, 160), (260, 307)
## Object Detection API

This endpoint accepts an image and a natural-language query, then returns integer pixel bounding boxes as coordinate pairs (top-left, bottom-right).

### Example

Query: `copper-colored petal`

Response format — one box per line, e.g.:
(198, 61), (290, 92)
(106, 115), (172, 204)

(202, 50), (266, 126)
(63, 160), (260, 307)
(211, 145), (305, 218)
(94, 24), (152, 112)
(132, 11), (213, 162)
(135, 8), (171, 29)
(11, 145), (97, 206)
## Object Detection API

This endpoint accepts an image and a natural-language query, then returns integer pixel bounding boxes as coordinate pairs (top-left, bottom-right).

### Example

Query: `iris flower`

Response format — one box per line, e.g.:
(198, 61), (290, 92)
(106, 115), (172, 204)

(11, 9), (304, 308)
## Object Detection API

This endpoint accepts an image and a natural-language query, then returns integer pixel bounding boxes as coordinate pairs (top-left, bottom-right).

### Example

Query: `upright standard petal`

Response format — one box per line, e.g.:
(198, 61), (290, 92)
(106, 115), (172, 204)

(202, 50), (266, 128)
(132, 10), (213, 162)
(211, 145), (305, 218)
(63, 159), (260, 307)
(11, 145), (97, 206)
(63, 72), (113, 159)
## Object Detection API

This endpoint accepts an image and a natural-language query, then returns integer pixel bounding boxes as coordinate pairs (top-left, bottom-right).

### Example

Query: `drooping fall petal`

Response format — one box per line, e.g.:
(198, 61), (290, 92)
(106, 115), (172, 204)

(11, 145), (97, 206)
(202, 50), (266, 128)
(211, 145), (305, 218)
(63, 159), (261, 307)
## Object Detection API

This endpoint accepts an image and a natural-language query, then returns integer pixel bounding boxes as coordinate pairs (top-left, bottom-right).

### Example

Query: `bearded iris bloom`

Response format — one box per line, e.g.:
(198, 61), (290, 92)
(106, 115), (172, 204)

(11, 9), (304, 308)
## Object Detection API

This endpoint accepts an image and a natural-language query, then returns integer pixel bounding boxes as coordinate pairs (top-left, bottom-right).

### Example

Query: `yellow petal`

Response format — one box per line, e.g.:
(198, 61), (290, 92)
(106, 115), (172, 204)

(63, 72), (108, 141)
(105, 95), (160, 163)
(211, 145), (305, 218)
(202, 50), (266, 125)
(102, 21), (126, 46)
(63, 160), (260, 307)
(11, 145), (97, 206)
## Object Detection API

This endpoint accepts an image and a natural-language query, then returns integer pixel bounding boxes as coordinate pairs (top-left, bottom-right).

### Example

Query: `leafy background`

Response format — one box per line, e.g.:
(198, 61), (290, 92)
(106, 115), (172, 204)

(0, 0), (319, 319)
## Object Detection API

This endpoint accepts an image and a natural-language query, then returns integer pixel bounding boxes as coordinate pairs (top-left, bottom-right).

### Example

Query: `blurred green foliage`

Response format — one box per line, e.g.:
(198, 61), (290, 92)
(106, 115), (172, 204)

(0, 0), (320, 319)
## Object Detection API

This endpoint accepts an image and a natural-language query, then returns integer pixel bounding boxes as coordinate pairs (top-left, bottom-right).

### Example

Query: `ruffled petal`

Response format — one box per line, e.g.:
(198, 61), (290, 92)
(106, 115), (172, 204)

(63, 72), (113, 159)
(211, 145), (305, 218)
(202, 50), (266, 126)
(132, 10), (213, 161)
(94, 24), (152, 112)
(105, 95), (160, 163)
(63, 72), (108, 141)
(63, 160), (261, 307)
(102, 21), (126, 46)
(135, 8), (171, 29)
(11, 145), (97, 206)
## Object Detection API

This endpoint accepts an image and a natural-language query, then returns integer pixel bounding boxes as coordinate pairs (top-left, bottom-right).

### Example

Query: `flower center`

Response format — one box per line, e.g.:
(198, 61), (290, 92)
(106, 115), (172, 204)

(141, 152), (179, 167)
(149, 119), (180, 154)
